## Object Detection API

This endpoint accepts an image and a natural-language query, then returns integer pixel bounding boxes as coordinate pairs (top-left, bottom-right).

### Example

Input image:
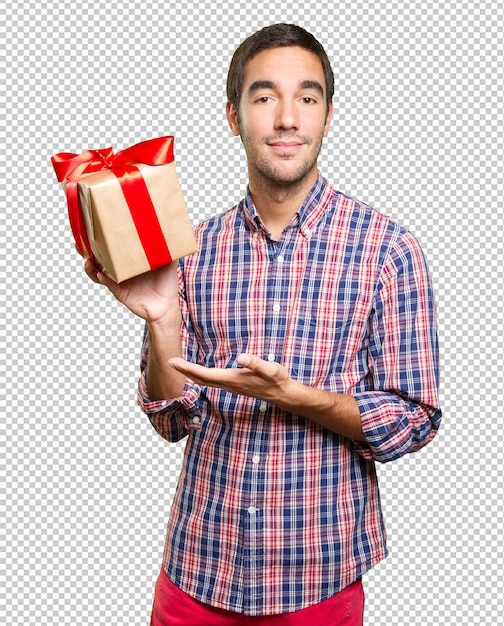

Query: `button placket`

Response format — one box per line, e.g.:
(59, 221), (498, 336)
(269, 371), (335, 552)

(242, 229), (297, 590)
(263, 232), (295, 366)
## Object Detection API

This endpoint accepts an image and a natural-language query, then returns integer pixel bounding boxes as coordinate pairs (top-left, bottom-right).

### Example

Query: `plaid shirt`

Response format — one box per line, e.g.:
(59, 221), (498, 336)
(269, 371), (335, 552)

(137, 174), (441, 616)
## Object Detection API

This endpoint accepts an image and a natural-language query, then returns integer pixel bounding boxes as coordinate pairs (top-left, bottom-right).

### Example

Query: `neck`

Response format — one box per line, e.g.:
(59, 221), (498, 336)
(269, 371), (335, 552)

(248, 169), (318, 240)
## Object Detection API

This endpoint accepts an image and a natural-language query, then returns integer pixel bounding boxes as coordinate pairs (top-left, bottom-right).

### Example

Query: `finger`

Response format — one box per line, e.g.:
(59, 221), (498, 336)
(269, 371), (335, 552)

(236, 353), (270, 372)
(97, 275), (127, 306)
(168, 357), (189, 372)
(168, 358), (206, 380)
(168, 359), (237, 389)
(236, 354), (288, 386)
(169, 355), (275, 382)
(236, 353), (251, 367)
(84, 259), (101, 283)
(95, 270), (119, 291)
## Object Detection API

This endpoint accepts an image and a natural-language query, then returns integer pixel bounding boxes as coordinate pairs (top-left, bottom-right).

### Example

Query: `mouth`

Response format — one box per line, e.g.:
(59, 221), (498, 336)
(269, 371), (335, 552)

(267, 140), (305, 153)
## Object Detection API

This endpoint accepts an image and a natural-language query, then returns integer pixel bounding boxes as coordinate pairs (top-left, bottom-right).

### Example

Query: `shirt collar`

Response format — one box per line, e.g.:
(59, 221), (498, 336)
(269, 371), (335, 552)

(242, 173), (334, 239)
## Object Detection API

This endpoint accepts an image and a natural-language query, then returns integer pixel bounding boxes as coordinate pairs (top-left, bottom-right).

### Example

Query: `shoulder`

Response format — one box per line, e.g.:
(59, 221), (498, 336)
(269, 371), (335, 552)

(327, 190), (430, 280)
(333, 191), (407, 239)
(344, 191), (425, 245)
(330, 190), (417, 256)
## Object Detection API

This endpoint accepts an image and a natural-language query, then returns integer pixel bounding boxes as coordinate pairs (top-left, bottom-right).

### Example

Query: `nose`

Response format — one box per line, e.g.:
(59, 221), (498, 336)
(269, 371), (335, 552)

(274, 98), (300, 131)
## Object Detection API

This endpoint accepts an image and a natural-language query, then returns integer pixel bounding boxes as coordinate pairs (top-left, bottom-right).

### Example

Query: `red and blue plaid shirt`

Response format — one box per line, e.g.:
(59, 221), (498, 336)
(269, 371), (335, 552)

(137, 174), (441, 616)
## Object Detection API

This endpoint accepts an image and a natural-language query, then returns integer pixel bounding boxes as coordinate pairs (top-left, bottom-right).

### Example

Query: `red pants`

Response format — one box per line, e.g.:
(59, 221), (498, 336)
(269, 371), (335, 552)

(150, 569), (364, 625)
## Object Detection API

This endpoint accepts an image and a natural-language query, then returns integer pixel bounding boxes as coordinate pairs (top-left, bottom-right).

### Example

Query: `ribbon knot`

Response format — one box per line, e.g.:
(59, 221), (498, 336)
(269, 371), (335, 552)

(97, 149), (115, 169)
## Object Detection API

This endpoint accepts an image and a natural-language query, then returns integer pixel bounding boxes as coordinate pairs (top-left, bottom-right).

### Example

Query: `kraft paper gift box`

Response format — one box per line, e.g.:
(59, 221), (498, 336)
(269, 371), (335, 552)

(51, 136), (198, 283)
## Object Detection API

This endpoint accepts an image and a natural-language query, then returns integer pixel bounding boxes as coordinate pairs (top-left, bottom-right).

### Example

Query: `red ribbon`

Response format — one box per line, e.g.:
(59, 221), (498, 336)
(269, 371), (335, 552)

(51, 136), (176, 273)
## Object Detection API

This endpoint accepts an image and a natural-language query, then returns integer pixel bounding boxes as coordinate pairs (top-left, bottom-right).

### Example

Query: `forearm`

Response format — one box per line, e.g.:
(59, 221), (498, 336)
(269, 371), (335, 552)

(275, 379), (366, 442)
(146, 310), (187, 400)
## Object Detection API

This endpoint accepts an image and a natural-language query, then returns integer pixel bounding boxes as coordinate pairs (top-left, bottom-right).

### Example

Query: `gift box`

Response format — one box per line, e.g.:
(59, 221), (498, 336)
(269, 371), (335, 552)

(51, 136), (198, 283)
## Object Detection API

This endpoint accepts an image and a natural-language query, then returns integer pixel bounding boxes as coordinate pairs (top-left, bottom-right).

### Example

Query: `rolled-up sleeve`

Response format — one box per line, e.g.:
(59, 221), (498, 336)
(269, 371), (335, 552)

(136, 264), (203, 442)
(354, 231), (442, 463)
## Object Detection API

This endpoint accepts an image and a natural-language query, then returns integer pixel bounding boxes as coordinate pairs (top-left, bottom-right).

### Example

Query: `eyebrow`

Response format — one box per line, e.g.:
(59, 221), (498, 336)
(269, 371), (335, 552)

(247, 79), (325, 96)
(299, 80), (325, 95)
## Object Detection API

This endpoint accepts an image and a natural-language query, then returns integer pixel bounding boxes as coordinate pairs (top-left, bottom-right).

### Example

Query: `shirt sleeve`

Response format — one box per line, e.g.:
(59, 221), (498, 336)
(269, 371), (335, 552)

(353, 231), (442, 463)
(136, 263), (203, 442)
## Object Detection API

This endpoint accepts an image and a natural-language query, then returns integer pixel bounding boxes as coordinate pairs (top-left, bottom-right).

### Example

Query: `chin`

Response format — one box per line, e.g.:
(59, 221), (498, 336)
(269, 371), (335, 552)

(263, 166), (317, 186)
(253, 156), (313, 181)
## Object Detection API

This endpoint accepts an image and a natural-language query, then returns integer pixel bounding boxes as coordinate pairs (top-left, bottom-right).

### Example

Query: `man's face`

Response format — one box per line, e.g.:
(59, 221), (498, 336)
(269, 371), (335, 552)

(226, 46), (333, 188)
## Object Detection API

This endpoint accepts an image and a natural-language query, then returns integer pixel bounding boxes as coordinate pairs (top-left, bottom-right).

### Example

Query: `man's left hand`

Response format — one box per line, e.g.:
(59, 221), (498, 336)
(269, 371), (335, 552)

(168, 354), (295, 405)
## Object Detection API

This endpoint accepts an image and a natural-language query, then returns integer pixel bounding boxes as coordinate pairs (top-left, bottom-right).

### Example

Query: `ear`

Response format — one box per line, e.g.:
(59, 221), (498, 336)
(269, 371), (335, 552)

(226, 102), (241, 136)
(323, 100), (334, 137)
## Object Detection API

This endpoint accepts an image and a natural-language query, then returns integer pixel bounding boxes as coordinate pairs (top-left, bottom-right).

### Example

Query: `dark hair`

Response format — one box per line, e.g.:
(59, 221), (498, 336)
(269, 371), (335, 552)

(226, 24), (334, 110)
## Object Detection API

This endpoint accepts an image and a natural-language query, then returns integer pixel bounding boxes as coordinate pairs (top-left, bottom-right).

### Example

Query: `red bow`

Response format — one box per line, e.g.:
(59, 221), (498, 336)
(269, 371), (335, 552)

(51, 136), (176, 274)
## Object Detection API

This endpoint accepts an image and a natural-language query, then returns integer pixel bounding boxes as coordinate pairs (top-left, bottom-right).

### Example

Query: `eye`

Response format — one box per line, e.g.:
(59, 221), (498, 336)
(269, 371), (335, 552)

(301, 96), (316, 104)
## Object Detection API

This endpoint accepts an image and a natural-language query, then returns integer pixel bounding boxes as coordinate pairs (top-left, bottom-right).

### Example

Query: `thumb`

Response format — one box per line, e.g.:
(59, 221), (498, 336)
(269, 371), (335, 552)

(236, 353), (289, 386)
(236, 353), (254, 368)
(96, 270), (119, 292)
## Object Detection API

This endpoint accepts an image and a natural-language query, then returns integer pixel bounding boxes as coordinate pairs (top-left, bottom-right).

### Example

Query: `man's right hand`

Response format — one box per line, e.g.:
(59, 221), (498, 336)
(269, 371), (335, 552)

(84, 258), (181, 324)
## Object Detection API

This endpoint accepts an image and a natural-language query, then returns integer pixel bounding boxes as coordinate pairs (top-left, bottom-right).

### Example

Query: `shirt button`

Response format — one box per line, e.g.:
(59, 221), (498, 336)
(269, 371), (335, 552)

(192, 416), (200, 424)
(248, 506), (258, 514)
(258, 402), (268, 412)
(277, 254), (285, 263)
(252, 455), (260, 464)
(272, 303), (280, 312)
(267, 354), (275, 362)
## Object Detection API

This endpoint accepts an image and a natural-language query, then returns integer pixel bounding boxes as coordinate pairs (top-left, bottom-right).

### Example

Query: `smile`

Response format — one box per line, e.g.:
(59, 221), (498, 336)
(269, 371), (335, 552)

(267, 141), (304, 153)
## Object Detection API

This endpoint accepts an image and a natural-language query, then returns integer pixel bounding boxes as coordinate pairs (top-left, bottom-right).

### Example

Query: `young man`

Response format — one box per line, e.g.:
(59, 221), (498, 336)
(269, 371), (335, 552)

(86, 24), (441, 625)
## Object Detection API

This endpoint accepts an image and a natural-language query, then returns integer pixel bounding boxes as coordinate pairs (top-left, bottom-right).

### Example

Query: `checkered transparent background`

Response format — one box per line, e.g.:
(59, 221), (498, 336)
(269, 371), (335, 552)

(1, 1), (503, 624)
